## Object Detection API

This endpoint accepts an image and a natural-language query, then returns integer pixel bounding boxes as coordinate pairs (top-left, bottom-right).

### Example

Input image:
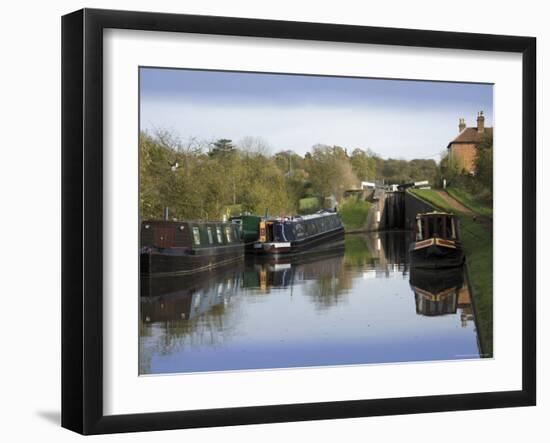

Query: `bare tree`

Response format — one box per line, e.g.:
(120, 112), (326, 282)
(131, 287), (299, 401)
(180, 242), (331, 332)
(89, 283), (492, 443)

(237, 136), (271, 156)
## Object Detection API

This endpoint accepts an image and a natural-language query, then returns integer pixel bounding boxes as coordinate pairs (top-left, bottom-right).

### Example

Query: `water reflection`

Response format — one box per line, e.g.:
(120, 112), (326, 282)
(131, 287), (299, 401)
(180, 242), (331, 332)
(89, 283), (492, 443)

(140, 232), (481, 374)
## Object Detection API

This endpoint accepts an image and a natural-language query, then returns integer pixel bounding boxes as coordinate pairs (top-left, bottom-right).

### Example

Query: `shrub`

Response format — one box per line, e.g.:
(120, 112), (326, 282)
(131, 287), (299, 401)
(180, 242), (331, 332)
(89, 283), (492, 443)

(298, 197), (321, 214)
(338, 197), (372, 230)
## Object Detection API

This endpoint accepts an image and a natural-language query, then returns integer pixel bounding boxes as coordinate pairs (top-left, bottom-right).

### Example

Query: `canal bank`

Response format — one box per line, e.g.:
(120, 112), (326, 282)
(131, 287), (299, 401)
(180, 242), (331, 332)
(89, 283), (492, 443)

(408, 188), (493, 357)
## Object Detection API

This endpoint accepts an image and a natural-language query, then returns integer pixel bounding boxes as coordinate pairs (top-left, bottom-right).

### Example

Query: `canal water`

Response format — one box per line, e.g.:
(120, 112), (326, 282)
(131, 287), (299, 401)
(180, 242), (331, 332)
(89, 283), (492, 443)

(139, 232), (481, 375)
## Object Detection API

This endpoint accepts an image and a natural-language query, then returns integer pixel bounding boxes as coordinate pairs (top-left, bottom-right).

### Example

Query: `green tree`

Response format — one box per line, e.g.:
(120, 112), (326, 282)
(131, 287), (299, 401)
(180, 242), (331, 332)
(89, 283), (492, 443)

(307, 144), (358, 200)
(350, 148), (377, 181)
(438, 150), (463, 187)
(209, 138), (235, 157)
(475, 134), (493, 193)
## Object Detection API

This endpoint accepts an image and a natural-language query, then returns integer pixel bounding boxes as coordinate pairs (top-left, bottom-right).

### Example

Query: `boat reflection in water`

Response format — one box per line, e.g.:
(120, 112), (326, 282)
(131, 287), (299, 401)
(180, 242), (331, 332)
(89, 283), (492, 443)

(140, 262), (243, 324)
(409, 266), (475, 327)
(243, 244), (345, 289)
(140, 232), (482, 375)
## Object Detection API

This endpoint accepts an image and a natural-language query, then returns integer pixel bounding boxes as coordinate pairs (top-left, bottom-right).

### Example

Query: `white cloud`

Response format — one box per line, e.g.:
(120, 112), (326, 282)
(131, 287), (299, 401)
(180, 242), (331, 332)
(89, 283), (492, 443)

(140, 99), (493, 159)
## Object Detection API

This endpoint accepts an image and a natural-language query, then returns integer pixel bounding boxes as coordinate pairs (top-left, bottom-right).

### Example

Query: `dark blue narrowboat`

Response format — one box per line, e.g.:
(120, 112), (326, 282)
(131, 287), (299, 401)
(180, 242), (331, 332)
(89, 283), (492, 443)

(253, 211), (344, 256)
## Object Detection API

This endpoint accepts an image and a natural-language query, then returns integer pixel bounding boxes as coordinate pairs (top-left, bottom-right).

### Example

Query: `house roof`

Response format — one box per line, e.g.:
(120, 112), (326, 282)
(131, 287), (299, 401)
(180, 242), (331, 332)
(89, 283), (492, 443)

(447, 127), (493, 149)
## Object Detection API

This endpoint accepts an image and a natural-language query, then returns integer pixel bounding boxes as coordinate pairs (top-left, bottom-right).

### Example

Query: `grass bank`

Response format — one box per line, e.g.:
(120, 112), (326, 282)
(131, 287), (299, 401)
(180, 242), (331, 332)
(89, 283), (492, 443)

(338, 198), (372, 231)
(446, 187), (493, 217)
(409, 188), (493, 357)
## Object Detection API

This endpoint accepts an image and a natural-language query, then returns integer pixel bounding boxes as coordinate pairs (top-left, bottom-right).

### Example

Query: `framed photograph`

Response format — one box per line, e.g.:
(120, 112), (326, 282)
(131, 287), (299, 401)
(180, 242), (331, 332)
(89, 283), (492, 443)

(62, 8), (536, 434)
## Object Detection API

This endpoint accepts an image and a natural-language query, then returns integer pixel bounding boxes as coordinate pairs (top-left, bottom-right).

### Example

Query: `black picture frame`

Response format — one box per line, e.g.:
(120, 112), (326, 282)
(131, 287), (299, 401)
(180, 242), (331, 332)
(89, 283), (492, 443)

(62, 8), (536, 435)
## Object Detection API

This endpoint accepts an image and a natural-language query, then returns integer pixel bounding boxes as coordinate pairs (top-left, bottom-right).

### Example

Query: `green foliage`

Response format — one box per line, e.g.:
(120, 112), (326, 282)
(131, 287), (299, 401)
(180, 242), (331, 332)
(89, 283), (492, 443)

(338, 197), (372, 230)
(209, 138), (235, 157)
(373, 157), (438, 185)
(140, 132), (292, 220)
(307, 145), (358, 200)
(140, 129), (476, 225)
(350, 148), (377, 181)
(474, 134), (493, 193)
(298, 197), (321, 215)
(224, 204), (243, 217)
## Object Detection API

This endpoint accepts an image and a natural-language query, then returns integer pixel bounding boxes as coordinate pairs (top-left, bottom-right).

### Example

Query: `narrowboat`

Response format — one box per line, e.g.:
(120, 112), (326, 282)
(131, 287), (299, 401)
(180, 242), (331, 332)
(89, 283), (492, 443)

(252, 211), (344, 256)
(229, 214), (264, 246)
(409, 211), (464, 269)
(140, 220), (244, 277)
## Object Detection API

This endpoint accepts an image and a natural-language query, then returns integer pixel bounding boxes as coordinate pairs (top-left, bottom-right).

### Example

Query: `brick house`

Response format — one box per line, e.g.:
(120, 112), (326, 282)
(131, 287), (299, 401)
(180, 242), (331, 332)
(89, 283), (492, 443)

(447, 111), (492, 174)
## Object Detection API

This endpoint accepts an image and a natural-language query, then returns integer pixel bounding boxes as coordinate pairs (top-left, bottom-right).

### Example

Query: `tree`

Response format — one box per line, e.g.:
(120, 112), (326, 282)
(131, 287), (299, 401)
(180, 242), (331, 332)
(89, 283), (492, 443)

(209, 138), (235, 157)
(237, 136), (271, 156)
(438, 150), (462, 187)
(350, 148), (377, 182)
(475, 134), (493, 192)
(140, 128), (473, 222)
(408, 159), (438, 183)
(307, 145), (358, 200)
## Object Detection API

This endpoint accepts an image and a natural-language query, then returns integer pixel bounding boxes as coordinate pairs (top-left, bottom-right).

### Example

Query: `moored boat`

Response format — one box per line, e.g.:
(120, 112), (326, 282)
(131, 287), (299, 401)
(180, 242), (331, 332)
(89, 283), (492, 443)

(229, 214), (264, 247)
(252, 211), (344, 256)
(140, 220), (244, 277)
(409, 211), (464, 269)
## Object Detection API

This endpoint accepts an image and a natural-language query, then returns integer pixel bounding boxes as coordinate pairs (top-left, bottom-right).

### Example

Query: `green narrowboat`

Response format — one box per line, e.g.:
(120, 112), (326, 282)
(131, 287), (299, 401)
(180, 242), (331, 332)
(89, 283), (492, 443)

(229, 214), (264, 245)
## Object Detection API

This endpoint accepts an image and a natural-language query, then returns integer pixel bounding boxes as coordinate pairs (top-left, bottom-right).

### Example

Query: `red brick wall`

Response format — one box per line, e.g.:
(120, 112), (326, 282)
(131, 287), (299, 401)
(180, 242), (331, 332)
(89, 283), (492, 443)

(450, 143), (477, 173)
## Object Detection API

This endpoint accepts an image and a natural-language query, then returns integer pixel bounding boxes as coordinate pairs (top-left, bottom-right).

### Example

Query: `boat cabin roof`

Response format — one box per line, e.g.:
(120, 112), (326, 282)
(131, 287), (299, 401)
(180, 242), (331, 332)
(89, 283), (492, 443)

(414, 211), (458, 241)
(264, 211), (339, 224)
(142, 219), (233, 225)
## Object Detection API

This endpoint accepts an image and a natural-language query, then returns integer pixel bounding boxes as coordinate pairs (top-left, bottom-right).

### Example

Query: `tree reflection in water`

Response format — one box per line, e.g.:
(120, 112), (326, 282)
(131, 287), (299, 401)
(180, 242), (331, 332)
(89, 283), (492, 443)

(139, 232), (481, 374)
(140, 266), (243, 367)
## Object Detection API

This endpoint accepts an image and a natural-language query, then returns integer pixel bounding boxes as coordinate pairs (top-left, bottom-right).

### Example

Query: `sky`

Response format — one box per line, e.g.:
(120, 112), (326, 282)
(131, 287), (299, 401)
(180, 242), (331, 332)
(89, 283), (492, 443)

(139, 67), (493, 160)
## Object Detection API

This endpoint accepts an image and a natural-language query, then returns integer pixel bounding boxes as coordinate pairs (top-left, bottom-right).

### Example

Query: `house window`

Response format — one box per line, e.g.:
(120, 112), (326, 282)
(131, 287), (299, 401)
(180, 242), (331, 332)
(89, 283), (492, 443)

(207, 227), (213, 244)
(216, 226), (223, 243)
(192, 227), (201, 245)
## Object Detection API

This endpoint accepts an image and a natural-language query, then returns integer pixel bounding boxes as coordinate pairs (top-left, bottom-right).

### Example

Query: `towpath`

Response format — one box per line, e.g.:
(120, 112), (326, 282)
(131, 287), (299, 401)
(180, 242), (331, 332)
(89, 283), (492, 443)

(434, 190), (474, 214)
(434, 190), (492, 230)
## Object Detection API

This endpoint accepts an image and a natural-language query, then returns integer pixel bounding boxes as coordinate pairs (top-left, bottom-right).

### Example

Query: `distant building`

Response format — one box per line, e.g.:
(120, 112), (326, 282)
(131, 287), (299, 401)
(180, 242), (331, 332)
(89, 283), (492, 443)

(447, 111), (493, 174)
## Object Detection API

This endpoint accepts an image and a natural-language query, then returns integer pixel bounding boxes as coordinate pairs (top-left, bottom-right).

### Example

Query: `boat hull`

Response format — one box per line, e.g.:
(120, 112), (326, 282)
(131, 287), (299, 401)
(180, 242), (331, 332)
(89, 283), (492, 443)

(409, 237), (464, 269)
(409, 266), (464, 293)
(252, 227), (345, 257)
(141, 243), (244, 277)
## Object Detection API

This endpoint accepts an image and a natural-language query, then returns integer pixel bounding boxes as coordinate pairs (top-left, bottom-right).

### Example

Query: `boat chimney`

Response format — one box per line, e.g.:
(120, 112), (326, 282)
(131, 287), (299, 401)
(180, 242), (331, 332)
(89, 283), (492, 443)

(476, 111), (485, 133)
(163, 206), (169, 221)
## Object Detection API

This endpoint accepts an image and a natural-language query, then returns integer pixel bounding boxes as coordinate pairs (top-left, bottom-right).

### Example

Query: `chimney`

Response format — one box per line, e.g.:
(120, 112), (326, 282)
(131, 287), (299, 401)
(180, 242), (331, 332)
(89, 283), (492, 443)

(458, 118), (466, 133)
(477, 111), (485, 133)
